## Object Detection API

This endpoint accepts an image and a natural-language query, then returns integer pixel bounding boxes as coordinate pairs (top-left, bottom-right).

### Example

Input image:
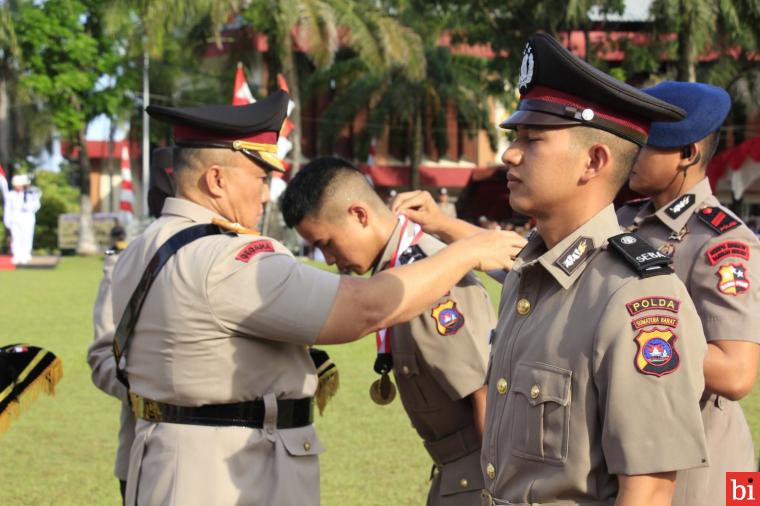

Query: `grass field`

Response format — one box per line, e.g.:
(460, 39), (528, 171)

(0, 257), (758, 505)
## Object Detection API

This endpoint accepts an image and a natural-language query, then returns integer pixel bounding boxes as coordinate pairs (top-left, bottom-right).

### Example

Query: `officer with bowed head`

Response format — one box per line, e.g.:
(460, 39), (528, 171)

(110, 91), (523, 505)
(396, 32), (709, 506)
(617, 81), (760, 506)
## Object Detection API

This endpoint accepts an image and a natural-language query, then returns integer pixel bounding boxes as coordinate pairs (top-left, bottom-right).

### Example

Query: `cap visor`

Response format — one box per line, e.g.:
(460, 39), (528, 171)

(243, 150), (285, 173)
(500, 110), (581, 129)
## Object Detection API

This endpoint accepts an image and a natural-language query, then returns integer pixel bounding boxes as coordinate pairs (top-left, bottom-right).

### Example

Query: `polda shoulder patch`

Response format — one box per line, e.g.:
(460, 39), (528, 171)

(608, 232), (673, 278)
(697, 207), (741, 235)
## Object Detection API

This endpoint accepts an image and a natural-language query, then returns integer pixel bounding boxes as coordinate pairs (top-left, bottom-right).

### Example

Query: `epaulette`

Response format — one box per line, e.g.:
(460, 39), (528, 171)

(211, 217), (260, 235)
(696, 206), (741, 235)
(607, 232), (673, 278)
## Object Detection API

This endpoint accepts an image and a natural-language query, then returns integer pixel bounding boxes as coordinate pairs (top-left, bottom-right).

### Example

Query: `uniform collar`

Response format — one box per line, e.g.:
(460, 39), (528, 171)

(161, 197), (226, 224)
(636, 178), (713, 233)
(371, 216), (422, 274)
(513, 204), (622, 290)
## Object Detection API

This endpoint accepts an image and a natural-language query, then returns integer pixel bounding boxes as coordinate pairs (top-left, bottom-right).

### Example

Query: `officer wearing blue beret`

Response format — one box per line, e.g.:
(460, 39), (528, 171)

(618, 81), (760, 506)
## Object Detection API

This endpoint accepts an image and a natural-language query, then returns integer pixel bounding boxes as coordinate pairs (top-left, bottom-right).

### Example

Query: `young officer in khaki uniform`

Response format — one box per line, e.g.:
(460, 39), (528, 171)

(394, 33), (710, 506)
(617, 81), (760, 506)
(110, 92), (524, 506)
(281, 157), (505, 505)
(87, 147), (175, 502)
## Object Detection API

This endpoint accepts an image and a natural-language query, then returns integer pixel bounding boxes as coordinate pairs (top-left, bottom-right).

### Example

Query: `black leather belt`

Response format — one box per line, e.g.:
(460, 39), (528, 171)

(130, 393), (313, 429)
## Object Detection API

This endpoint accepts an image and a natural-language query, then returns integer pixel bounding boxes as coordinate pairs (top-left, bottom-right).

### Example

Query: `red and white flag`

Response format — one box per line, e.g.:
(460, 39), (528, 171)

(233, 62), (255, 106)
(119, 146), (134, 223)
(276, 73), (296, 160)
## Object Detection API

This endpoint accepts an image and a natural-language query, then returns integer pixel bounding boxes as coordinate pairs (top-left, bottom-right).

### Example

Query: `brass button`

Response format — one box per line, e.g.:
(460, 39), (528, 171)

(530, 384), (540, 399)
(486, 463), (496, 479)
(303, 442), (311, 451)
(459, 478), (469, 489)
(496, 378), (509, 395)
(516, 298), (531, 315)
(401, 365), (411, 376)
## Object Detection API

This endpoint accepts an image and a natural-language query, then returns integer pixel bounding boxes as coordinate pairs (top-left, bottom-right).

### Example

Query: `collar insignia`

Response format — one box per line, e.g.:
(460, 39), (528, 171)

(665, 194), (695, 219)
(554, 236), (595, 275)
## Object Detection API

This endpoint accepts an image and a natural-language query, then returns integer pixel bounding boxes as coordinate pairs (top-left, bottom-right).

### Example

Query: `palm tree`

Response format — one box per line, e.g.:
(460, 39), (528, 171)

(244, 0), (424, 175)
(104, 0), (241, 217)
(0, 1), (18, 169)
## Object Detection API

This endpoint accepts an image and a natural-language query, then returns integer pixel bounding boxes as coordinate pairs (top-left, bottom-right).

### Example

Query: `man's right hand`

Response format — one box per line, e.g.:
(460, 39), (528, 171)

(461, 230), (527, 272)
(390, 190), (450, 236)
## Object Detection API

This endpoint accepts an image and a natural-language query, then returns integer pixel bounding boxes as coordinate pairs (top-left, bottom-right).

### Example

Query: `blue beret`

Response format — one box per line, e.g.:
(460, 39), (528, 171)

(643, 81), (731, 149)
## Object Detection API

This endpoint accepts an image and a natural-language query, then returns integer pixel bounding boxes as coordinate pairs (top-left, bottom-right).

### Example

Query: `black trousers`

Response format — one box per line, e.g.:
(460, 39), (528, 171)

(119, 480), (126, 505)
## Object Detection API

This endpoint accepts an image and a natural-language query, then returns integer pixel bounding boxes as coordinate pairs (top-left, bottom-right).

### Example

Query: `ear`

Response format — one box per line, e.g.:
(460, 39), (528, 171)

(677, 143), (700, 168)
(203, 165), (226, 198)
(347, 203), (370, 227)
(579, 143), (611, 185)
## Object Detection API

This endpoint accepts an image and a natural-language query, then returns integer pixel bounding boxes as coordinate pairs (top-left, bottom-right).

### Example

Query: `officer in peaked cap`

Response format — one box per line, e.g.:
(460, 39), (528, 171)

(391, 33), (710, 506)
(617, 81), (760, 506)
(109, 91), (522, 505)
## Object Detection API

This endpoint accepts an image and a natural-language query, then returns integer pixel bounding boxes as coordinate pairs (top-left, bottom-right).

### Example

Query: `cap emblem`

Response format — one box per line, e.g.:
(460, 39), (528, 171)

(518, 43), (535, 92)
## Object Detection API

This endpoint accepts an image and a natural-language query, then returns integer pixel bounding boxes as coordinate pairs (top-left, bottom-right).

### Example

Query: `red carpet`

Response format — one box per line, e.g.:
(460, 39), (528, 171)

(0, 256), (16, 271)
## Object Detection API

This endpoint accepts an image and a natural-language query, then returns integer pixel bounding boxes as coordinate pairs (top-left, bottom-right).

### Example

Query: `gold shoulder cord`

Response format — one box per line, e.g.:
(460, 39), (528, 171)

(212, 218), (260, 235)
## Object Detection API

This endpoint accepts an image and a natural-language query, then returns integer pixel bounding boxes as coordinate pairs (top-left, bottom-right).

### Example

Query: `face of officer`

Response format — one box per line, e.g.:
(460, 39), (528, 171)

(297, 204), (384, 275)
(218, 152), (271, 229)
(502, 125), (588, 218)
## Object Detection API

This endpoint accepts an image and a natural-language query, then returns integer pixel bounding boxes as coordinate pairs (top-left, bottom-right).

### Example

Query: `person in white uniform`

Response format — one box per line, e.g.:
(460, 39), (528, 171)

(0, 172), (42, 265)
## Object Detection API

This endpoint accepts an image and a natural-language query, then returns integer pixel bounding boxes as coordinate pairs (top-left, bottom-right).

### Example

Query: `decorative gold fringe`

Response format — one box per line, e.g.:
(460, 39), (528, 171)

(0, 357), (63, 437)
(314, 367), (339, 416)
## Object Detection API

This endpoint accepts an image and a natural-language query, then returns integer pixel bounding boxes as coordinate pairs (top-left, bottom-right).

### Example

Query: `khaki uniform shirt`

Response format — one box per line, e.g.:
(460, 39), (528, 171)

(617, 178), (760, 506)
(374, 222), (495, 505)
(482, 205), (708, 505)
(111, 198), (340, 506)
(86, 252), (135, 482)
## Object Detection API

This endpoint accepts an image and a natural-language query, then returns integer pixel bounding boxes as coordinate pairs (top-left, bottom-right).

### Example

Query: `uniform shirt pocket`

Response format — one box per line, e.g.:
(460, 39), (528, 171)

(509, 362), (572, 464)
(278, 425), (325, 457)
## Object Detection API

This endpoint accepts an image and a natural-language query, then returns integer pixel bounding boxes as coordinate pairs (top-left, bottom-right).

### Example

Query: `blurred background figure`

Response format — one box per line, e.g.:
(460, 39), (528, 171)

(0, 166), (42, 265)
(437, 188), (457, 219)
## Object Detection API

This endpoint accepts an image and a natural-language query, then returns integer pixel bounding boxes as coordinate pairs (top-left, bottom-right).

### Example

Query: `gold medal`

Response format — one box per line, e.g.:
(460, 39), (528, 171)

(369, 373), (396, 405)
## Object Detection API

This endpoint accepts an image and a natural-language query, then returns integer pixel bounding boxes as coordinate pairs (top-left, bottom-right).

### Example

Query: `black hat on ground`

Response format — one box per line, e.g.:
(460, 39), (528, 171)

(501, 33), (687, 146)
(146, 91), (289, 172)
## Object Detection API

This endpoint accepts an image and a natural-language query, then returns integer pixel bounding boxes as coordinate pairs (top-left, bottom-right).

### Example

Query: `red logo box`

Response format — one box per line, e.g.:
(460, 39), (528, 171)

(727, 473), (760, 505)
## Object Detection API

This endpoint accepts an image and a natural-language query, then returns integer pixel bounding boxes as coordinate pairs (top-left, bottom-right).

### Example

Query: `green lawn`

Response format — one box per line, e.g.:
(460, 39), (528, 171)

(0, 258), (757, 505)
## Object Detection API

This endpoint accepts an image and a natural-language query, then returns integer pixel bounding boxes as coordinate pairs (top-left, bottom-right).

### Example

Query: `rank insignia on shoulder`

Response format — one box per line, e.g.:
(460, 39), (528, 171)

(634, 329), (680, 377)
(665, 194), (695, 219)
(706, 240), (750, 265)
(608, 233), (673, 278)
(235, 240), (275, 263)
(398, 244), (427, 265)
(554, 236), (595, 275)
(716, 262), (750, 296)
(697, 207), (740, 235)
(431, 299), (465, 336)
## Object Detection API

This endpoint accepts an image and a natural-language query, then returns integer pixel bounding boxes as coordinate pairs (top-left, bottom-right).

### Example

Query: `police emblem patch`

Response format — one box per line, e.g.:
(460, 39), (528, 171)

(554, 236), (594, 275)
(706, 240), (750, 265)
(518, 43), (535, 92)
(634, 328), (680, 377)
(665, 194), (695, 219)
(431, 300), (465, 336)
(716, 262), (750, 296)
(235, 240), (275, 263)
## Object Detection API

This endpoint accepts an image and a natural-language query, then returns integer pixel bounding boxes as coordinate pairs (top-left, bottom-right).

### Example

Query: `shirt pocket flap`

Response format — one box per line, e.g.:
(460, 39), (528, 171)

(279, 425), (325, 457)
(439, 451), (485, 497)
(393, 352), (420, 378)
(511, 362), (572, 407)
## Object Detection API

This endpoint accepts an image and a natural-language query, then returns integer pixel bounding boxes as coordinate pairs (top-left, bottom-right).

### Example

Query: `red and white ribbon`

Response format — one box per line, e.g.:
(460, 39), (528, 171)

(375, 215), (423, 355)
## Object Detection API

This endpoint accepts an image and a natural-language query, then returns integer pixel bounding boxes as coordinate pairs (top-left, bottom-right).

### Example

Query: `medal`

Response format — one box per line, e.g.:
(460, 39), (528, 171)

(369, 373), (396, 405)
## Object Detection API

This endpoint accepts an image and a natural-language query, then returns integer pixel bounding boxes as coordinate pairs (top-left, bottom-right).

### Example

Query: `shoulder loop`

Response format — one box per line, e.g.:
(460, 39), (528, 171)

(696, 206), (741, 235)
(607, 232), (673, 278)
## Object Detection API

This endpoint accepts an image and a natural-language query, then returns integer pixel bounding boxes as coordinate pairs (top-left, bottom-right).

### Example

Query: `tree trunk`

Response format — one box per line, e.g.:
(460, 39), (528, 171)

(677, 3), (697, 82)
(410, 109), (422, 191)
(76, 129), (98, 255)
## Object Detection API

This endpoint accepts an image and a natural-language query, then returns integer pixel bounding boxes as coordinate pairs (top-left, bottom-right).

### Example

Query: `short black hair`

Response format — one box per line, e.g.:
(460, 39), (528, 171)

(281, 156), (361, 228)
